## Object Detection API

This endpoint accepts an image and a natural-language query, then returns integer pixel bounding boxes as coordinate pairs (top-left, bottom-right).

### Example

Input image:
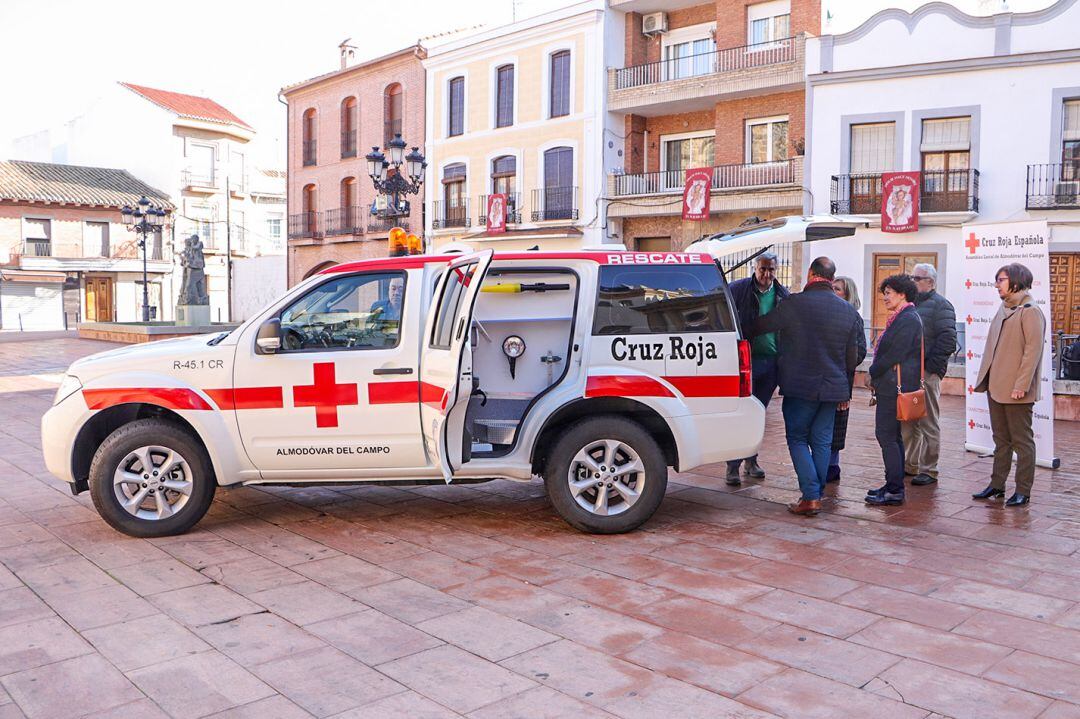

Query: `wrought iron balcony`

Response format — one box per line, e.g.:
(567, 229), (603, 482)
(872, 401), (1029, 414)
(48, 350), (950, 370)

(302, 140), (317, 167)
(478, 193), (522, 225)
(432, 200), (470, 229)
(324, 206), (366, 236)
(613, 159), (797, 197)
(1026, 163), (1080, 210)
(23, 239), (51, 257)
(366, 214), (410, 233)
(531, 187), (578, 222)
(181, 169), (215, 189)
(341, 131), (358, 159)
(614, 37), (795, 91)
(830, 169), (980, 215)
(288, 211), (320, 239)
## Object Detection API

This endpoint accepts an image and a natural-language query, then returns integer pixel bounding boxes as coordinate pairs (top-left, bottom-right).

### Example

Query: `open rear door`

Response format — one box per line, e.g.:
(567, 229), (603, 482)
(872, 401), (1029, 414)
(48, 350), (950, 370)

(419, 250), (494, 482)
(686, 215), (866, 274)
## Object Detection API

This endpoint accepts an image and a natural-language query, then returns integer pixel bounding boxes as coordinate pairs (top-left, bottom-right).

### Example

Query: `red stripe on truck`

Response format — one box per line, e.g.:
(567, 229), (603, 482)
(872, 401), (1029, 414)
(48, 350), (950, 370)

(585, 375), (740, 399)
(82, 388), (213, 411)
(205, 387), (284, 410)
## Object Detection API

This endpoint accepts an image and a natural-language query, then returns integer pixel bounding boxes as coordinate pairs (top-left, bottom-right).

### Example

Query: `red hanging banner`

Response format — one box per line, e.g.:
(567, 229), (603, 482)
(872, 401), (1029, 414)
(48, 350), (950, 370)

(681, 168), (712, 221)
(881, 171), (920, 233)
(486, 193), (508, 234)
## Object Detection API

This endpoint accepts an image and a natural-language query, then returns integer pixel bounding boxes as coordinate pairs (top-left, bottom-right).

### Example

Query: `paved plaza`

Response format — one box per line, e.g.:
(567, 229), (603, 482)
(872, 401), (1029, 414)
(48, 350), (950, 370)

(0, 338), (1078, 718)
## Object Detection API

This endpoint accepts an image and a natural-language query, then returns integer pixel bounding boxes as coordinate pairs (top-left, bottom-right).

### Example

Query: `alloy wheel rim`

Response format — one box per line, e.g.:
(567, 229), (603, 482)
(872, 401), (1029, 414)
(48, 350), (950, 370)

(567, 439), (645, 517)
(112, 445), (193, 520)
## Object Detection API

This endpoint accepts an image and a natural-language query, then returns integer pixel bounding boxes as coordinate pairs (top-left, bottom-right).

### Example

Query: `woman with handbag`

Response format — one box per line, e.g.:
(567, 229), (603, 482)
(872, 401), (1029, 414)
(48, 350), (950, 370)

(866, 274), (924, 506)
(971, 263), (1046, 506)
(827, 277), (867, 483)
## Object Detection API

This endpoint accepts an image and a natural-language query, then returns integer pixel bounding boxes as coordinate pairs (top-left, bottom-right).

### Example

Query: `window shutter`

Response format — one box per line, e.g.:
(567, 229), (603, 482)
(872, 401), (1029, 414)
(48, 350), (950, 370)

(496, 66), (514, 128)
(550, 51), (570, 118)
(850, 122), (896, 173)
(1064, 99), (1080, 141)
(921, 117), (971, 152)
(449, 77), (464, 136)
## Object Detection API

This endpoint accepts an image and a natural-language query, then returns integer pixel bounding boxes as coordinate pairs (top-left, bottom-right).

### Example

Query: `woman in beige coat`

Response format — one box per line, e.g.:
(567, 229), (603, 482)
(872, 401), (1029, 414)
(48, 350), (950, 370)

(972, 263), (1045, 506)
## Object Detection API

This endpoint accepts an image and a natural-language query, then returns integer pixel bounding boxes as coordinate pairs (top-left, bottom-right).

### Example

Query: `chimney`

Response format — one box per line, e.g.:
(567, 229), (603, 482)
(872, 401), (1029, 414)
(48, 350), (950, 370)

(339, 38), (358, 69)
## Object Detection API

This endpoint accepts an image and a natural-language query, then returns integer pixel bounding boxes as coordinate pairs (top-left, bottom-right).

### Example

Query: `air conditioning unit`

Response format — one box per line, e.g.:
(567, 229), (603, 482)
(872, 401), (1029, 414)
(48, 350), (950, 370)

(642, 12), (668, 36)
(1054, 180), (1080, 204)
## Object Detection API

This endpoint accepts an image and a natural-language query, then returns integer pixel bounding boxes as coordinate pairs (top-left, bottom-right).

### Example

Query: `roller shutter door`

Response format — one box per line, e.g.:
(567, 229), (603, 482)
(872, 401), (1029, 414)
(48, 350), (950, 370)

(1, 281), (64, 331)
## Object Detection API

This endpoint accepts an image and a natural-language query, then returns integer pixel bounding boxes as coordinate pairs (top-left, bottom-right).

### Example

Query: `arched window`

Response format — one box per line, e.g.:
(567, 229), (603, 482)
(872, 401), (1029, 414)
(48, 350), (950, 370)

(340, 97), (358, 158)
(384, 83), (403, 148)
(495, 65), (514, 128)
(302, 109), (317, 166)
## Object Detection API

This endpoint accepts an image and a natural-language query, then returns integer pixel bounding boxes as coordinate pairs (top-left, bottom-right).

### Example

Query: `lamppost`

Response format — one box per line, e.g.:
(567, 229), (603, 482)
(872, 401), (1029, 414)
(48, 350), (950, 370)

(120, 196), (169, 322)
(365, 133), (426, 222)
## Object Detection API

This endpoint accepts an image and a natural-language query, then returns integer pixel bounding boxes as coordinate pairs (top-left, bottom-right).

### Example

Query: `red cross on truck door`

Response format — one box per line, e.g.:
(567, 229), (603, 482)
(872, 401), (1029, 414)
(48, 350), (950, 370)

(229, 269), (428, 476)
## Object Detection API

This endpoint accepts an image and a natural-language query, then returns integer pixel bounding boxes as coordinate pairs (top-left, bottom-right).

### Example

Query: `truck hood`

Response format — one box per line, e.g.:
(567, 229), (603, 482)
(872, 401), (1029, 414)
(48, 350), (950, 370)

(68, 334), (227, 379)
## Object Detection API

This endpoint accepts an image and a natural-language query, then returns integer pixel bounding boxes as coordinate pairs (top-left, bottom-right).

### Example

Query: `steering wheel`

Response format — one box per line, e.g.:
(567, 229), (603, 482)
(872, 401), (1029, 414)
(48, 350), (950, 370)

(282, 328), (306, 350)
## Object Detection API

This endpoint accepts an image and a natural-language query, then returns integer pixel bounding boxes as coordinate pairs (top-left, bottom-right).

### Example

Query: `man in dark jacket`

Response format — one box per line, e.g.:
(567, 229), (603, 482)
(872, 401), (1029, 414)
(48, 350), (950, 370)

(748, 257), (863, 516)
(903, 263), (957, 486)
(725, 252), (790, 485)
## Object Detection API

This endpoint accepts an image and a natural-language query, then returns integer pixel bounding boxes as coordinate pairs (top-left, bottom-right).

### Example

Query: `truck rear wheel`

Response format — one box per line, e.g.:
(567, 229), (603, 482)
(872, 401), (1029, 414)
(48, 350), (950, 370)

(543, 416), (667, 534)
(89, 419), (215, 538)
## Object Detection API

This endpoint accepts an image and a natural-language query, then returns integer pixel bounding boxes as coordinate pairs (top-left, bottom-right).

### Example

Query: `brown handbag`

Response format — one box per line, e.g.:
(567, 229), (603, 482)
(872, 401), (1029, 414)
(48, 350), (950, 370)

(896, 336), (927, 422)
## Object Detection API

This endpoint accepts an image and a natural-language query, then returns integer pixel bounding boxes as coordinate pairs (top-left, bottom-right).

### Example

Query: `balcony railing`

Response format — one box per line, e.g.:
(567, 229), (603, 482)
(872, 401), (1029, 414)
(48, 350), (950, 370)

(341, 130), (358, 159)
(324, 206), (365, 236)
(614, 37), (795, 90)
(181, 169), (215, 188)
(613, 159), (798, 197)
(367, 214), (410, 233)
(478, 193), (522, 225)
(23, 239), (51, 257)
(432, 200), (470, 229)
(830, 169), (980, 215)
(1026, 163), (1080, 210)
(302, 140), (317, 167)
(531, 187), (579, 221)
(288, 211), (319, 239)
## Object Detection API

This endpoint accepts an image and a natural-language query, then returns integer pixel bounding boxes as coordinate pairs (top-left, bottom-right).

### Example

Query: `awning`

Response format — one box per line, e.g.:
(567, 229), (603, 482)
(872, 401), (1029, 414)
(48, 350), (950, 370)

(0, 268), (67, 284)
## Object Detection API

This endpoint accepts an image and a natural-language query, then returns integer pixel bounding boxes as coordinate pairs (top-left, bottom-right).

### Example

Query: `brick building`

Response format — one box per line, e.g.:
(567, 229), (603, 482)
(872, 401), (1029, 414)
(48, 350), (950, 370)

(0, 161), (173, 331)
(607, 0), (820, 259)
(282, 44), (426, 285)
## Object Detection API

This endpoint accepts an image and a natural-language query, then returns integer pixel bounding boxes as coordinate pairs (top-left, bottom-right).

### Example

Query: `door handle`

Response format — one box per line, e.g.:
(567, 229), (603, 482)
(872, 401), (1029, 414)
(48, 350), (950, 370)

(373, 367), (414, 375)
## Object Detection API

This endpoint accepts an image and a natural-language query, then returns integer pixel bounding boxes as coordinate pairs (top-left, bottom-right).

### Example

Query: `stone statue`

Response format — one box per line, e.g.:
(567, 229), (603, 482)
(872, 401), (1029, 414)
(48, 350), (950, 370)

(178, 234), (208, 306)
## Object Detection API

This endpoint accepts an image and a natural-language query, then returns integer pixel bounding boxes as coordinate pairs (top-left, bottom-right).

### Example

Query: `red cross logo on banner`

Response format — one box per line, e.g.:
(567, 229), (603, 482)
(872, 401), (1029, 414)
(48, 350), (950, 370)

(293, 362), (358, 428)
(966, 314), (974, 325)
(965, 279), (972, 289)
(964, 233), (980, 254)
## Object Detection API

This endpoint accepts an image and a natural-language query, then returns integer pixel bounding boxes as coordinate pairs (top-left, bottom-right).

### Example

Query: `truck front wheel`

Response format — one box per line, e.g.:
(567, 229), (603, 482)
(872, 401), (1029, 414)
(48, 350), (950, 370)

(543, 416), (667, 534)
(89, 419), (215, 538)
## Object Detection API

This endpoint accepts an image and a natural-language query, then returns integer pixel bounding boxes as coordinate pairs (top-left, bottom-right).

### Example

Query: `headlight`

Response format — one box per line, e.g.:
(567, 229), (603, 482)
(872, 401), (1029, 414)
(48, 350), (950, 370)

(53, 375), (82, 406)
(502, 335), (526, 358)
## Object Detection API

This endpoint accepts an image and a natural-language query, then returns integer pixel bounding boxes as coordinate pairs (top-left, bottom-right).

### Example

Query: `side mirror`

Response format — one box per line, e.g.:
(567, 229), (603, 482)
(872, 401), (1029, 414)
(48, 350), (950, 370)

(255, 318), (282, 355)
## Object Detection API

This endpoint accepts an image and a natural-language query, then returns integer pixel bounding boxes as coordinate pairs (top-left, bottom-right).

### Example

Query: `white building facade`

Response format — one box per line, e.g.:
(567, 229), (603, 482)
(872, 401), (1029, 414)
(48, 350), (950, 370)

(803, 0), (1080, 338)
(422, 0), (625, 251)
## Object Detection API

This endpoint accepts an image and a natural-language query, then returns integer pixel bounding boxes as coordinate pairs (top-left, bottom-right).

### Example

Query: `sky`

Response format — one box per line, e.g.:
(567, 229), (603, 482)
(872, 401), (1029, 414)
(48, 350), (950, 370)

(0, 0), (1054, 169)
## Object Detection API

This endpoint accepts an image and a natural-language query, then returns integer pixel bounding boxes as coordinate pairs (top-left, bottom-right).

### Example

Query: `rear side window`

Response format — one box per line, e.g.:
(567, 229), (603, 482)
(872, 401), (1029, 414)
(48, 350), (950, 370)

(431, 263), (477, 349)
(592, 265), (735, 335)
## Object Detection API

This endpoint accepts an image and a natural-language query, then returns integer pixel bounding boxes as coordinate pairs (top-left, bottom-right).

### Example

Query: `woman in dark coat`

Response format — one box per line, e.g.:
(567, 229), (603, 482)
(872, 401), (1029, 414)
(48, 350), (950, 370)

(866, 274), (923, 506)
(827, 277), (867, 483)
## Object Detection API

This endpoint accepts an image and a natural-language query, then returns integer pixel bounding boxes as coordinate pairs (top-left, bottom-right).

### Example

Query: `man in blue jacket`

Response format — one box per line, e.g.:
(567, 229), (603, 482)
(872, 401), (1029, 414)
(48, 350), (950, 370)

(748, 257), (864, 516)
(725, 252), (790, 485)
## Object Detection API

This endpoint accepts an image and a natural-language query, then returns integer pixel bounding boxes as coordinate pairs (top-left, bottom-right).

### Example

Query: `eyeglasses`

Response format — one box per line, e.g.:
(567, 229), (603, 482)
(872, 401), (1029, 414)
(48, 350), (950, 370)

(912, 276), (931, 282)
(995, 276), (1010, 284)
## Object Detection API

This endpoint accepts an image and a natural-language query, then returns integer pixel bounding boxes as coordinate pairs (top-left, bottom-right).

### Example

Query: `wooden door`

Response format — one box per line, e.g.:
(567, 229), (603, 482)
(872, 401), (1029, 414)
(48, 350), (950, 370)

(870, 253), (937, 342)
(85, 277), (113, 322)
(1050, 253), (1080, 335)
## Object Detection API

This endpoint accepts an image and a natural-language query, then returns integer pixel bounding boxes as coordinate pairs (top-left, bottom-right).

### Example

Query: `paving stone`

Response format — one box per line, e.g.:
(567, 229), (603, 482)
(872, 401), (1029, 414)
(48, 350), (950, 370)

(379, 644), (536, 714)
(200, 556), (307, 595)
(1037, 701), (1080, 719)
(929, 579), (1074, 622)
(0, 565), (20, 592)
(381, 550), (492, 589)
(736, 623), (902, 687)
(306, 610), (443, 665)
(1, 654), (142, 718)
(469, 547), (593, 585)
(466, 685), (615, 718)
(416, 606), (557, 662)
(195, 612), (325, 666)
(867, 659), (1051, 719)
(15, 555), (116, 599)
(605, 676), (778, 719)
(248, 580), (363, 626)
(647, 542), (764, 574)
(628, 595), (778, 646)
(515, 598), (664, 656)
(328, 690), (458, 718)
(109, 555), (212, 595)
(349, 577), (469, 624)
(149, 583), (265, 627)
(644, 564), (773, 605)
(500, 640), (658, 708)
(82, 698), (172, 718)
(205, 695), (313, 718)
(127, 650), (276, 719)
(737, 667), (927, 719)
(83, 613), (211, 671)
(0, 616), (92, 675)
(836, 584), (979, 631)
(982, 651), (1080, 705)
(253, 646), (403, 717)
(824, 555), (954, 595)
(291, 554), (398, 592)
(741, 589), (881, 638)
(849, 617), (1014, 675)
(736, 560), (864, 600)
(44, 583), (158, 631)
(622, 629), (785, 697)
(0, 588), (53, 629)
(953, 610), (1080, 666)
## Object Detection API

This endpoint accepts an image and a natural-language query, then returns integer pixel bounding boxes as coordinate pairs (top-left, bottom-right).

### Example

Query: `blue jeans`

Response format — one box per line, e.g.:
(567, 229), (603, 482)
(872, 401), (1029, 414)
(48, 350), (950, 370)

(782, 397), (838, 501)
(729, 355), (779, 471)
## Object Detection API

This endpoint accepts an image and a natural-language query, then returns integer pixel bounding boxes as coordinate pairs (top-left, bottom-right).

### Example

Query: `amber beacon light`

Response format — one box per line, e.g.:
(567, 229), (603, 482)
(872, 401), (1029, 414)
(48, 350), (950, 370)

(388, 226), (408, 257)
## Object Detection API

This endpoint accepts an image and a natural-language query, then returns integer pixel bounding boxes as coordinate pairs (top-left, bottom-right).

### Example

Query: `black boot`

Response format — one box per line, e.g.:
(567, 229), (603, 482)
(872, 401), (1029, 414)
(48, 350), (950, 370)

(972, 485), (1005, 500)
(726, 463), (742, 486)
(743, 458), (765, 479)
(1005, 493), (1029, 507)
(911, 473), (937, 486)
(826, 465), (841, 484)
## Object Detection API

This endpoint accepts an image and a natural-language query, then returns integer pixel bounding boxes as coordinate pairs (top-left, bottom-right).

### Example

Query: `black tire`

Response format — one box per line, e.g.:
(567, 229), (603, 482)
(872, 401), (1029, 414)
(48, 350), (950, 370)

(89, 419), (216, 538)
(543, 415), (667, 534)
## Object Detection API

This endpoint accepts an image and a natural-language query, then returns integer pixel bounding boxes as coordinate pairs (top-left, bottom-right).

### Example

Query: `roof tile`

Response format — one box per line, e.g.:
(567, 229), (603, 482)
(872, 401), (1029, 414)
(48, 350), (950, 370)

(0, 160), (173, 209)
(120, 82), (253, 130)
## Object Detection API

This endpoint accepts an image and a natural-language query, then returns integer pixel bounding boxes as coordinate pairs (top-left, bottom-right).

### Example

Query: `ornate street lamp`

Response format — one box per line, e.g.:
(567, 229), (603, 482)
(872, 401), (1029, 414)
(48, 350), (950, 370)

(365, 133), (425, 220)
(120, 195), (169, 322)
